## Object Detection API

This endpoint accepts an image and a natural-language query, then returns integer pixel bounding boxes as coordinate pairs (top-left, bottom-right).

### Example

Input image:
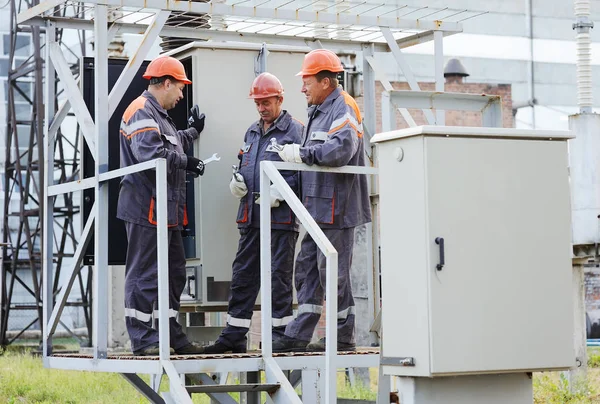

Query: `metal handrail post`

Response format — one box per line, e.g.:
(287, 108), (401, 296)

(155, 158), (171, 361)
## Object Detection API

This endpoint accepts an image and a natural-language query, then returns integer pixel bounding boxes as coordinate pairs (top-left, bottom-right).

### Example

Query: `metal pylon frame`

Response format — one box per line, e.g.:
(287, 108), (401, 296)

(13, 1), (486, 402)
(0, 0), (91, 348)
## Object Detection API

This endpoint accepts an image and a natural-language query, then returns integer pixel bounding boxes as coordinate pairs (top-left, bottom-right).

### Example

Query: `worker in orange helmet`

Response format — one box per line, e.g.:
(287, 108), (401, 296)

(200, 72), (304, 354)
(273, 49), (372, 352)
(117, 55), (207, 356)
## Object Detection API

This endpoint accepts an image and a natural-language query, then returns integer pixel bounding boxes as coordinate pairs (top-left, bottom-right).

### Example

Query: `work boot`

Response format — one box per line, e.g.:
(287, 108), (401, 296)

(174, 342), (205, 355)
(133, 344), (175, 356)
(306, 338), (356, 352)
(272, 336), (309, 353)
(201, 341), (247, 354)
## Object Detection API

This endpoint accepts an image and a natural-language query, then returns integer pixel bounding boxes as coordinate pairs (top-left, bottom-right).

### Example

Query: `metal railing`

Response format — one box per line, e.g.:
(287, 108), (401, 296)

(259, 160), (378, 404)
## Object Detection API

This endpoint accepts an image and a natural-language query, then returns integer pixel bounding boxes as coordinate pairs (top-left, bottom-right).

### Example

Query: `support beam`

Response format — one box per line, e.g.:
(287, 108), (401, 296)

(108, 10), (170, 119)
(122, 373), (166, 404)
(380, 27), (435, 125)
(48, 42), (96, 156)
(434, 30), (445, 125)
(388, 90), (501, 110)
(186, 373), (238, 404)
(156, 158), (171, 360)
(162, 361), (193, 404)
(61, 0), (464, 33)
(47, 177), (96, 197)
(365, 55), (416, 128)
(264, 357), (302, 404)
(49, 99), (72, 141)
(47, 207), (95, 336)
(93, 4), (109, 359)
(42, 20), (56, 358)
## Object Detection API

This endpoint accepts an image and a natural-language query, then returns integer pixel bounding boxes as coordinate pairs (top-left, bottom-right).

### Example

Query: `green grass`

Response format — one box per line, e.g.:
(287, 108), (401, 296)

(1, 345), (600, 403)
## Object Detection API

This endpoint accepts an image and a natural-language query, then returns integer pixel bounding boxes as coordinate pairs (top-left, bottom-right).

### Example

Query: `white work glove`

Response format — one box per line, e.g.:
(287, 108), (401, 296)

(229, 173), (248, 198)
(277, 144), (303, 164)
(255, 184), (284, 208)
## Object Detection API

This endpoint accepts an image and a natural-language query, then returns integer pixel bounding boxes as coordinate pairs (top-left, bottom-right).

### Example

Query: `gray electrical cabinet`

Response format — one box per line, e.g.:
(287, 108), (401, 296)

(371, 126), (574, 377)
(171, 43), (309, 307)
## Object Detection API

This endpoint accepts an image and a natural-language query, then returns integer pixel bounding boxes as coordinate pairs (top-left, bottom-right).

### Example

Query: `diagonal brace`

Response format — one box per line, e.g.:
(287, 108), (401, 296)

(49, 42), (97, 157)
(108, 10), (170, 119)
(381, 27), (436, 125)
(46, 206), (95, 337)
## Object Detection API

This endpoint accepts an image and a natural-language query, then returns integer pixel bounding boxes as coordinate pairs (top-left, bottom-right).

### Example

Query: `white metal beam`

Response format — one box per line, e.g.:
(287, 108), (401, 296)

(42, 20), (56, 358)
(434, 31), (445, 125)
(389, 90), (502, 113)
(365, 55), (417, 128)
(156, 158), (171, 361)
(49, 42), (96, 156)
(47, 177), (96, 196)
(381, 27), (435, 125)
(108, 10), (170, 119)
(16, 0), (64, 24)
(49, 98), (73, 141)
(46, 207), (95, 337)
(264, 357), (302, 404)
(93, 4), (109, 360)
(162, 360), (193, 404)
(70, 0), (463, 33)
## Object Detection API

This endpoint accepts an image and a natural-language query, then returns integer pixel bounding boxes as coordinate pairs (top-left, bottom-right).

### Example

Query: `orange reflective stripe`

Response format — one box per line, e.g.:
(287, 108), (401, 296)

(183, 204), (188, 226)
(327, 119), (363, 139)
(124, 127), (158, 140)
(123, 96), (148, 124)
(342, 91), (362, 123)
(148, 198), (156, 225)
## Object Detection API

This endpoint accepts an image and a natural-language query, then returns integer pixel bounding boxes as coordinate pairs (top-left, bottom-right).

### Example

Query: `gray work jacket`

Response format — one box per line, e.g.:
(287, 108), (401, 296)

(236, 110), (303, 231)
(298, 87), (372, 229)
(117, 90), (198, 229)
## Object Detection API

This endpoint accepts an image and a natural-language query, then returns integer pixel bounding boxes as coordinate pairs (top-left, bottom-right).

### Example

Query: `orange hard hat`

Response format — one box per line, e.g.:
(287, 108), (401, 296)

(248, 72), (284, 99)
(296, 49), (344, 76)
(143, 56), (191, 84)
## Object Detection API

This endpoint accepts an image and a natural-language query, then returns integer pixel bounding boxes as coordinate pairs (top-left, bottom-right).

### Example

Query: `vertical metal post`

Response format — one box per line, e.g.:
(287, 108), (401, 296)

(361, 42), (379, 346)
(156, 159), (171, 360)
(255, 42), (269, 75)
(433, 30), (445, 126)
(325, 253), (338, 404)
(301, 369), (321, 403)
(362, 43), (376, 142)
(259, 162), (273, 357)
(381, 92), (395, 133)
(42, 20), (56, 358)
(93, 4), (109, 359)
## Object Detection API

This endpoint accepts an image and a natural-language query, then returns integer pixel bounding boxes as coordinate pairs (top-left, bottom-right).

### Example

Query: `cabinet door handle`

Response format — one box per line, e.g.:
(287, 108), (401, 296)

(435, 237), (445, 271)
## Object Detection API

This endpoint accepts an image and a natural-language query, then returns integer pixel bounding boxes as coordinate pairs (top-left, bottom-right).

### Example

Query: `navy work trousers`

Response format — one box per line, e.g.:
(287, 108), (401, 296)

(284, 228), (356, 344)
(124, 222), (190, 352)
(218, 228), (298, 348)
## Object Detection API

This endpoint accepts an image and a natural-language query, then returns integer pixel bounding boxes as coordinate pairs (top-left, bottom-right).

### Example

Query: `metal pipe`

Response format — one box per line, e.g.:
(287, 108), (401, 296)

(525, 0), (536, 127)
(574, 0), (594, 113)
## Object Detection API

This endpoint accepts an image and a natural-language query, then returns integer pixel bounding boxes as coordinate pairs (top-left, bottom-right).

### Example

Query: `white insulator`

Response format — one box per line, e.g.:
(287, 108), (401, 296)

(575, 0), (591, 17)
(576, 32), (593, 109)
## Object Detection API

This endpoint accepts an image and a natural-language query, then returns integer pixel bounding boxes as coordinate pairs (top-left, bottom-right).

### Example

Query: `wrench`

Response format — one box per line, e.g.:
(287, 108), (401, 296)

(202, 153), (221, 165)
(232, 165), (244, 182)
(270, 137), (284, 151)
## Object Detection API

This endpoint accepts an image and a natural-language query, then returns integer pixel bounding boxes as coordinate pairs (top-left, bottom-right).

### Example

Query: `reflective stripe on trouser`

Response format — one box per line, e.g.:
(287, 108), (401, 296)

(124, 222), (190, 352)
(218, 228), (298, 348)
(285, 227), (356, 344)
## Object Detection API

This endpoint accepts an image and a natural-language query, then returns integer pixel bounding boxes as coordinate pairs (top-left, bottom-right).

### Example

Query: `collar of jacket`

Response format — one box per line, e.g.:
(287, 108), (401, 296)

(314, 86), (342, 115)
(251, 110), (292, 135)
(142, 90), (170, 118)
